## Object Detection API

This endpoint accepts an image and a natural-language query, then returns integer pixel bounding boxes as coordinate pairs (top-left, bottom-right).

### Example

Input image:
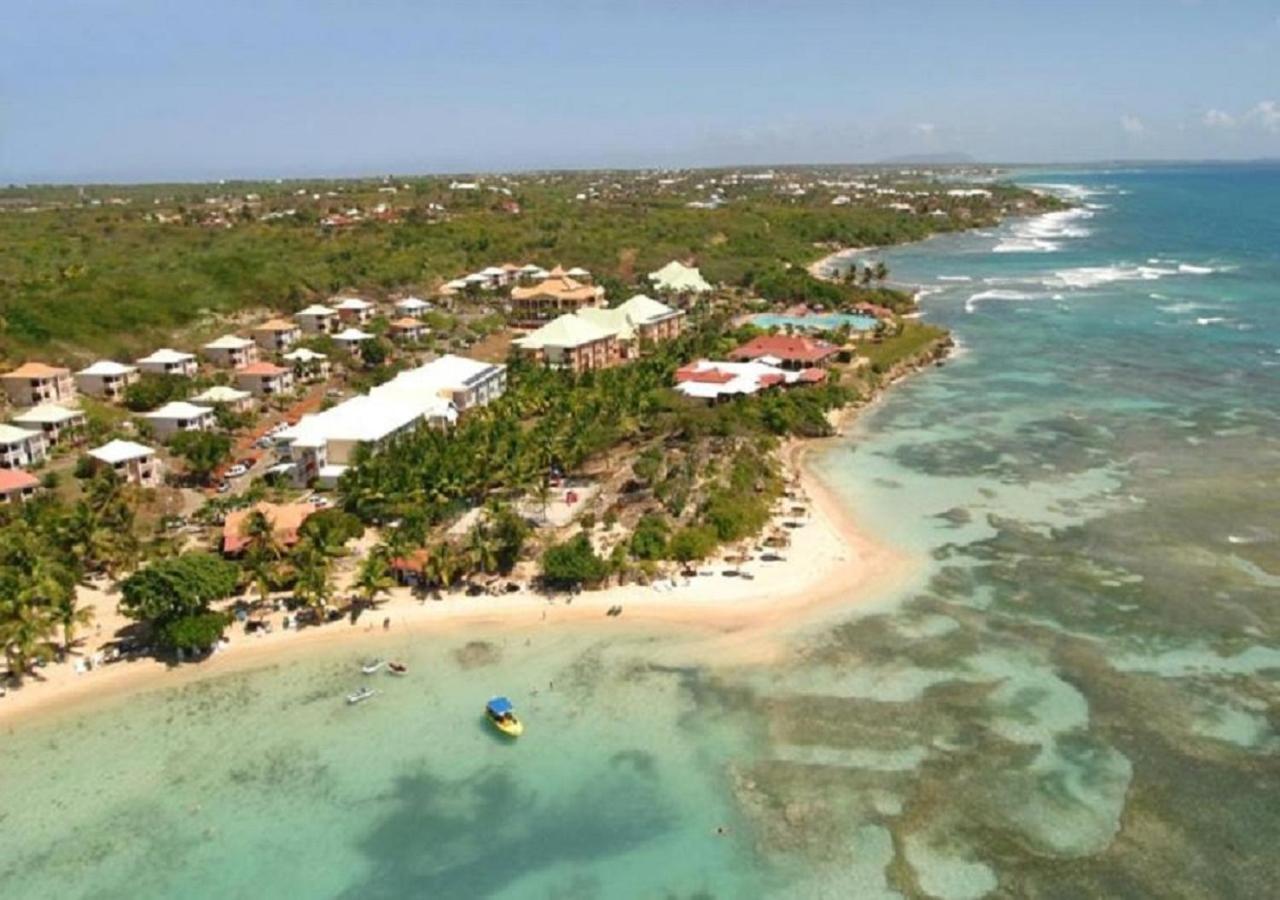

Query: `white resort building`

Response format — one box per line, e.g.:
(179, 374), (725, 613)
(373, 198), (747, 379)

(142, 401), (215, 439)
(333, 297), (375, 324)
(0, 424), (48, 469)
(192, 385), (256, 413)
(88, 439), (162, 487)
(295, 304), (339, 335)
(276, 355), (505, 486)
(75, 360), (139, 401)
(136, 348), (198, 378)
(282, 348), (331, 381)
(201, 334), (259, 369)
(12, 403), (87, 446)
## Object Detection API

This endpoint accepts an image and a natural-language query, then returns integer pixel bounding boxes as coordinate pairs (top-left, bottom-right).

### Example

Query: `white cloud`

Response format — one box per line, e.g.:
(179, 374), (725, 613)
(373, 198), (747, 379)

(1246, 100), (1280, 133)
(913, 122), (936, 136)
(1202, 109), (1236, 128)
(1120, 115), (1146, 136)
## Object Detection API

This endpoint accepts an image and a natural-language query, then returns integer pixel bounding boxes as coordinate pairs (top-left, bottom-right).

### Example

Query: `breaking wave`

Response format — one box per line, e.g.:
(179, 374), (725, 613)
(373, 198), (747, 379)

(965, 289), (1042, 313)
(993, 208), (1093, 253)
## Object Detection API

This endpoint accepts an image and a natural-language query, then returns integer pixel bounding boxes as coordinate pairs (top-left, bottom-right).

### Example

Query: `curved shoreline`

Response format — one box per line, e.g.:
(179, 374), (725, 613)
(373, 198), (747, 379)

(0, 437), (916, 729)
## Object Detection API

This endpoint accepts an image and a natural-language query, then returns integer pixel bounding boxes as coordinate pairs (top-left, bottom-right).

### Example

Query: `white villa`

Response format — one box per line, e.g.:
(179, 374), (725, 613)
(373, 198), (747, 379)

(192, 385), (255, 413)
(143, 401), (215, 439)
(75, 360), (139, 401)
(394, 297), (432, 317)
(201, 334), (259, 369)
(0, 424), (48, 469)
(282, 347), (331, 381)
(88, 439), (162, 487)
(333, 297), (375, 323)
(136, 348), (198, 378)
(12, 403), (87, 446)
(333, 327), (374, 354)
(295, 304), (339, 335)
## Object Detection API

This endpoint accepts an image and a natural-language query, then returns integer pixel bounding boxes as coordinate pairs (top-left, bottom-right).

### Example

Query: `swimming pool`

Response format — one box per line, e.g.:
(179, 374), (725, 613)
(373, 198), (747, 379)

(751, 312), (878, 331)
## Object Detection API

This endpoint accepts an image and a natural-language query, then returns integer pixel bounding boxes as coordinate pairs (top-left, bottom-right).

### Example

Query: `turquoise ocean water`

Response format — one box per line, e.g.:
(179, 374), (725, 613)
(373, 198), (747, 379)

(2, 165), (1278, 897)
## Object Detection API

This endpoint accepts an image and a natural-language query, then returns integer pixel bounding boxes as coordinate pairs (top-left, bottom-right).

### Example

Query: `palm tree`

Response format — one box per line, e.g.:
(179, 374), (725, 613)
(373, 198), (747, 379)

(49, 590), (95, 653)
(873, 261), (889, 283)
(291, 539), (332, 619)
(354, 546), (395, 608)
(241, 509), (284, 560)
(1, 601), (57, 682)
(424, 541), (461, 592)
(465, 522), (499, 576)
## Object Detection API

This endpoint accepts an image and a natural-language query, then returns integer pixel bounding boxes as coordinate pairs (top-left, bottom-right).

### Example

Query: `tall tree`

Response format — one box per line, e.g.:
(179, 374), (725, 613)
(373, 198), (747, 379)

(291, 538), (332, 616)
(354, 546), (394, 607)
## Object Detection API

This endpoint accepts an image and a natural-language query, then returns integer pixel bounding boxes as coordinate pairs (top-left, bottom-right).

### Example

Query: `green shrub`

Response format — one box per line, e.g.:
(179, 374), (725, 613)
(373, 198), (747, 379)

(668, 526), (718, 563)
(540, 533), (609, 587)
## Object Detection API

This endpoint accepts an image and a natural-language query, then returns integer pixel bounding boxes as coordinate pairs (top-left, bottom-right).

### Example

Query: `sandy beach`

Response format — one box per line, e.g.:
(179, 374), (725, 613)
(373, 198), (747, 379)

(0, 439), (912, 728)
(806, 245), (876, 279)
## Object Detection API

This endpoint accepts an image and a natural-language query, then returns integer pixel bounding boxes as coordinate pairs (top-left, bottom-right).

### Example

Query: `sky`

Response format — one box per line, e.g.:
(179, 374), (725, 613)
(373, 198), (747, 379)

(3, 0), (1278, 183)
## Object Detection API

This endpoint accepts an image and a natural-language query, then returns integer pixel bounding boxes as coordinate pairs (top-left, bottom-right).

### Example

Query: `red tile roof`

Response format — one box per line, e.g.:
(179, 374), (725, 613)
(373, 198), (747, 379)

(728, 335), (839, 365)
(238, 362), (289, 377)
(391, 548), (430, 573)
(675, 364), (734, 384)
(0, 469), (39, 492)
(223, 502), (315, 555)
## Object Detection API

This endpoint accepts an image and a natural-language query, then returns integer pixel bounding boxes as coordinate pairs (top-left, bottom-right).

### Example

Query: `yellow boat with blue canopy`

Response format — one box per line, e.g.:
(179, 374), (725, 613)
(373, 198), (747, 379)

(486, 696), (523, 737)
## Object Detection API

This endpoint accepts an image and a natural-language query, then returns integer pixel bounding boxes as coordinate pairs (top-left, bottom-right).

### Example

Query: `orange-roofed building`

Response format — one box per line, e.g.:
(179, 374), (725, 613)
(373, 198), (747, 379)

(0, 468), (39, 504)
(509, 275), (605, 324)
(388, 317), (428, 342)
(728, 335), (839, 370)
(252, 318), (303, 352)
(222, 501), (316, 556)
(1, 362), (76, 407)
(235, 361), (295, 398)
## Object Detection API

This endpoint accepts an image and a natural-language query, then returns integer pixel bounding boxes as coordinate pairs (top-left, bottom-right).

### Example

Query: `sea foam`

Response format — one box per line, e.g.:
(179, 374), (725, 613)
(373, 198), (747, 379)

(965, 289), (1041, 313)
(993, 208), (1093, 253)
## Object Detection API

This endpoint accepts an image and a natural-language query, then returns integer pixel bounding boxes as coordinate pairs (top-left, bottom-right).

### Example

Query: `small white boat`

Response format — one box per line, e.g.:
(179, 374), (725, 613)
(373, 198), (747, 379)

(361, 660), (385, 675)
(347, 686), (377, 705)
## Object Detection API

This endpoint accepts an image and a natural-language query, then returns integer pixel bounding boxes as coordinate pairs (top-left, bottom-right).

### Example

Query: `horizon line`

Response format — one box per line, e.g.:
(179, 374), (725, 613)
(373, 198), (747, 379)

(5, 157), (1278, 190)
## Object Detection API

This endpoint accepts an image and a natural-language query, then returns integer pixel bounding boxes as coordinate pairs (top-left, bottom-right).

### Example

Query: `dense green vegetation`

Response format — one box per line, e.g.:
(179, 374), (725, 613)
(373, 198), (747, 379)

(0, 168), (1057, 360)
(119, 552), (239, 652)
